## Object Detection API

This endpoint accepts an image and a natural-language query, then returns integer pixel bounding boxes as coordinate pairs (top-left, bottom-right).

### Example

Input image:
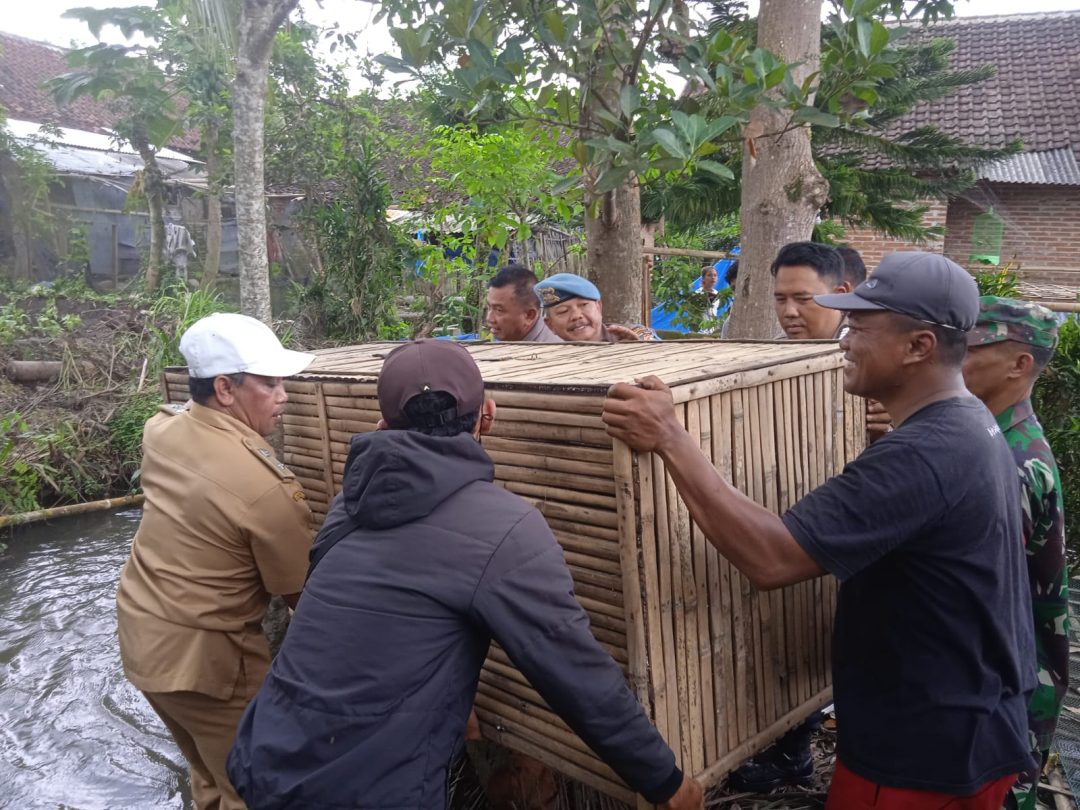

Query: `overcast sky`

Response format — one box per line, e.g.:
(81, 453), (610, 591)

(5, 0), (1078, 91)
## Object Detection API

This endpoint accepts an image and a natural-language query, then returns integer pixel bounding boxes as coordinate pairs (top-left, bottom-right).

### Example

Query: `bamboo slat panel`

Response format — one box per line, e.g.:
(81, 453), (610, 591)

(161, 341), (864, 805)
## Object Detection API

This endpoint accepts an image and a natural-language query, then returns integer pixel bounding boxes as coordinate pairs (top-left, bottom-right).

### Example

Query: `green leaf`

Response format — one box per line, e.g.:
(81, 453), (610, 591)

(855, 17), (872, 58)
(497, 40), (525, 76)
(467, 0), (485, 35)
(542, 11), (566, 43)
(649, 156), (685, 172)
(536, 84), (556, 109)
(791, 107), (840, 128)
(591, 107), (623, 130)
(869, 20), (890, 55)
(651, 127), (689, 160)
(466, 39), (495, 71)
(553, 174), (581, 194)
(556, 88), (574, 122)
(696, 160), (734, 181)
(594, 164), (632, 195)
(701, 115), (740, 142)
(619, 85), (640, 120)
(572, 138), (588, 165)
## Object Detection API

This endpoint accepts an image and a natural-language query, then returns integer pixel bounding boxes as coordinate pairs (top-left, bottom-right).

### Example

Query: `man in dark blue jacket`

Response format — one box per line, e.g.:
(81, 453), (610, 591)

(227, 339), (702, 810)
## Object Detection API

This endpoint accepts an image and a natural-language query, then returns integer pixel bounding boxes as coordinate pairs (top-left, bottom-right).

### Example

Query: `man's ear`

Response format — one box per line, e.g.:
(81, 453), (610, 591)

(1010, 349), (1036, 380)
(835, 281), (853, 293)
(478, 399), (497, 436)
(212, 375), (237, 405)
(905, 329), (937, 365)
(596, 299), (603, 318)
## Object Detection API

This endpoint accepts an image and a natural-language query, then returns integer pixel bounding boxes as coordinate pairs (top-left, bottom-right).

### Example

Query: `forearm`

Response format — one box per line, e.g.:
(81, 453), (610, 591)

(657, 428), (822, 589)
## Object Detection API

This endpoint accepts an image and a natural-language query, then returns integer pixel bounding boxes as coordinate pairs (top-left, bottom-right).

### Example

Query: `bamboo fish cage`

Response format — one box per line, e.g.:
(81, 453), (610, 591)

(162, 340), (865, 805)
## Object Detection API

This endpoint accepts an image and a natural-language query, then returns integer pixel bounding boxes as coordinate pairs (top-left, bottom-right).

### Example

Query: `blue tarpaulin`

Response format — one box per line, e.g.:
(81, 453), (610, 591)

(650, 256), (737, 333)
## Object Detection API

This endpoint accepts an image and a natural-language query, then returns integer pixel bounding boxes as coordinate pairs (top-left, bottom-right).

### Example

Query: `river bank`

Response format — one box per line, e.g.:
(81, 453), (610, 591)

(0, 281), (233, 520)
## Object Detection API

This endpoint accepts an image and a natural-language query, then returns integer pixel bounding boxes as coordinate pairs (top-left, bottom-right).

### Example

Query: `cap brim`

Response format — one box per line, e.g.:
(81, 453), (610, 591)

(813, 292), (888, 312)
(245, 349), (316, 378)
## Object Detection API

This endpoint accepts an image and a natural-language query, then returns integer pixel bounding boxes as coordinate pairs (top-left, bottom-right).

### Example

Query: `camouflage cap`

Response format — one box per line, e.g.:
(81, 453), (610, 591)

(966, 295), (1059, 349)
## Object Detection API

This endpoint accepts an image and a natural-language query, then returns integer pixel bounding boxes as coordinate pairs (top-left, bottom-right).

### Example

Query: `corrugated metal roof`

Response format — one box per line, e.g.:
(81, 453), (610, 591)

(979, 148), (1080, 186)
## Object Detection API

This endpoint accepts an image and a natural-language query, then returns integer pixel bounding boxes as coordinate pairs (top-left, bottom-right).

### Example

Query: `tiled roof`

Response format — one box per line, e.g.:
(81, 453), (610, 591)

(0, 31), (198, 152)
(891, 11), (1080, 167)
(979, 147), (1080, 186)
(0, 33), (119, 134)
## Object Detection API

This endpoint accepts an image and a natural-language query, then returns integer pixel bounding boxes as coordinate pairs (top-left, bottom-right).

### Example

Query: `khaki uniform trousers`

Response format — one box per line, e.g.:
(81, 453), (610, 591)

(144, 689), (252, 810)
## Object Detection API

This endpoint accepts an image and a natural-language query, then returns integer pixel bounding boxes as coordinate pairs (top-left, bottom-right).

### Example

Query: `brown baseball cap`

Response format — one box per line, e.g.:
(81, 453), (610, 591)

(377, 339), (485, 429)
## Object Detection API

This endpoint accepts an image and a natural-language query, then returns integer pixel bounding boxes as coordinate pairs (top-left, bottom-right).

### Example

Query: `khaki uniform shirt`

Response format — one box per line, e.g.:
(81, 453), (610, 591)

(116, 402), (312, 699)
(522, 316), (563, 343)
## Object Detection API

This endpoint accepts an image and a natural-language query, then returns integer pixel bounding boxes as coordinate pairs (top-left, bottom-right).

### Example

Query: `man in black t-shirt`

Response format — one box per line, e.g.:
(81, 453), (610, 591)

(602, 252), (1036, 809)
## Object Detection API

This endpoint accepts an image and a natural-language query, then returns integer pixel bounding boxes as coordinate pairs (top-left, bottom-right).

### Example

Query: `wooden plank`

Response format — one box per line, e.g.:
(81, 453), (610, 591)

(694, 397), (718, 765)
(745, 386), (773, 732)
(729, 388), (753, 741)
(652, 452), (683, 759)
(681, 401), (705, 775)
(613, 439), (653, 726)
(500, 480), (616, 511)
(636, 450), (670, 742)
(710, 391), (738, 754)
(758, 382), (787, 721)
(477, 722), (633, 803)
(313, 386), (337, 500)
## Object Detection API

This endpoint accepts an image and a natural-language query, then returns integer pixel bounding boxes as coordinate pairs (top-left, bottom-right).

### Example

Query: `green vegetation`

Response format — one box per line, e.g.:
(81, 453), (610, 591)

(0, 280), (232, 516)
(1033, 316), (1080, 563)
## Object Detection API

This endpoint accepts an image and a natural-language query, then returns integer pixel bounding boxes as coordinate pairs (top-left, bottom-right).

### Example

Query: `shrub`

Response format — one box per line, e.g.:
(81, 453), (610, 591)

(1032, 315), (1080, 565)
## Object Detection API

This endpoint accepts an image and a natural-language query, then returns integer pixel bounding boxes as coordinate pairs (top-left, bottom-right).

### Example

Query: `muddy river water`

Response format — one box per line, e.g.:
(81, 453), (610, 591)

(0, 509), (191, 809)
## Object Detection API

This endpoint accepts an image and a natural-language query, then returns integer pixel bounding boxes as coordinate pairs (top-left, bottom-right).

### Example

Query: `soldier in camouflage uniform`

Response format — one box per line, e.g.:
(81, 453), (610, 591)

(962, 296), (1068, 810)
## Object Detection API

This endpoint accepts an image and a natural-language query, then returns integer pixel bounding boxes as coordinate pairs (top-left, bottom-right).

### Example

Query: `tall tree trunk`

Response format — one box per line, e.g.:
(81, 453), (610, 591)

(584, 183), (643, 325)
(201, 124), (223, 290)
(131, 128), (167, 292)
(234, 0), (299, 324)
(727, 0), (830, 339)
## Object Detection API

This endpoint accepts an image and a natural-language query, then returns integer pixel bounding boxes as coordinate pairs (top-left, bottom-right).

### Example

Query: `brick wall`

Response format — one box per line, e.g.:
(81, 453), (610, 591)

(942, 183), (1080, 285)
(843, 185), (1080, 287)
(842, 199), (948, 270)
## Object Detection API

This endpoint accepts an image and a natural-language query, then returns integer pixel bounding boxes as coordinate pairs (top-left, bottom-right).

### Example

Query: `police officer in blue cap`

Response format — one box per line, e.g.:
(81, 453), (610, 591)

(534, 273), (659, 342)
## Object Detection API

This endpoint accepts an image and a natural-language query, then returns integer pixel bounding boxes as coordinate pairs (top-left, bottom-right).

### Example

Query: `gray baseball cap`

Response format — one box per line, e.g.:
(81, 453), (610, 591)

(814, 252), (979, 331)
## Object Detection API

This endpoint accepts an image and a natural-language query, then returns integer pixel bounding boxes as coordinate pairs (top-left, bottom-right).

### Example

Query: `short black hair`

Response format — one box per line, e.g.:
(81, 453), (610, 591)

(770, 242), (844, 287)
(188, 372), (246, 405)
(401, 390), (479, 437)
(488, 264), (540, 310)
(837, 247), (867, 287)
(1028, 344), (1054, 372)
(724, 260), (739, 287)
(890, 314), (968, 367)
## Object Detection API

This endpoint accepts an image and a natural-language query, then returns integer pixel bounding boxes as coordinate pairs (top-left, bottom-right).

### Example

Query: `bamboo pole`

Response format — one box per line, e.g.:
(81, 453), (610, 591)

(643, 246), (736, 261)
(0, 494), (145, 528)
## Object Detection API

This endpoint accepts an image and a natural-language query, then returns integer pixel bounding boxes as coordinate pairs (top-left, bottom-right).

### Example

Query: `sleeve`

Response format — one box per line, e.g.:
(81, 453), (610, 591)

(782, 438), (946, 582)
(1021, 461), (1070, 723)
(245, 480), (314, 595)
(470, 508), (683, 804)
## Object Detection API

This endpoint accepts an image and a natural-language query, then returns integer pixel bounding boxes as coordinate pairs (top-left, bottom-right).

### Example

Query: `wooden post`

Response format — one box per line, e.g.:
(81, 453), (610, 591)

(111, 222), (119, 291)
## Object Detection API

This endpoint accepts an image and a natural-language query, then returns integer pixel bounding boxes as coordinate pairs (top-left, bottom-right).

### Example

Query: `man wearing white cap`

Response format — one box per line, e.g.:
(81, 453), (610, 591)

(115, 313), (315, 810)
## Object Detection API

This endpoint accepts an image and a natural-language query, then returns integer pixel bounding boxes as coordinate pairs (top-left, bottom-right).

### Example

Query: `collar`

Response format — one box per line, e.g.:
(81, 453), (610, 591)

(189, 401), (266, 442)
(523, 315), (545, 341)
(995, 398), (1035, 434)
